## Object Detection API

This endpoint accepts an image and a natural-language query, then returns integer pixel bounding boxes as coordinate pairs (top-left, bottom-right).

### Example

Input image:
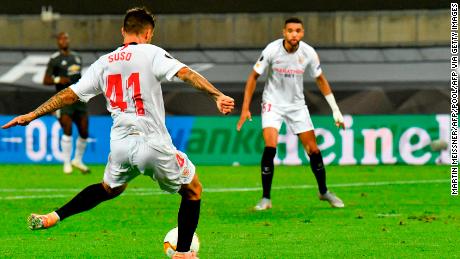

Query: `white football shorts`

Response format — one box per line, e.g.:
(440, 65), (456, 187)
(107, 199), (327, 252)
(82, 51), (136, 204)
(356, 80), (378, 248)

(103, 134), (195, 193)
(261, 103), (314, 134)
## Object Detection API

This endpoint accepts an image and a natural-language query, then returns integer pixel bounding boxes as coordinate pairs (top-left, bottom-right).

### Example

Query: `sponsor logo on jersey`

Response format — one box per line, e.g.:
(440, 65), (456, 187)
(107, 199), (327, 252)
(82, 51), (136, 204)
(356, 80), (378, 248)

(67, 64), (81, 76)
(258, 55), (264, 61)
(273, 67), (304, 75)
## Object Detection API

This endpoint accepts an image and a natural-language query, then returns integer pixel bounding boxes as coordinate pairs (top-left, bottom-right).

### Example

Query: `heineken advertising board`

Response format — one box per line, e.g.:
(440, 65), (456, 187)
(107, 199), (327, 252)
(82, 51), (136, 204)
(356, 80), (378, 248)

(0, 115), (449, 165)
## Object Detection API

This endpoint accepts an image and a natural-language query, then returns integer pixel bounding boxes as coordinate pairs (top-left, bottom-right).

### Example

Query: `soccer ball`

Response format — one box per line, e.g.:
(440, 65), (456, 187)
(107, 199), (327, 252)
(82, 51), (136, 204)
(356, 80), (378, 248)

(163, 227), (200, 258)
(430, 139), (448, 151)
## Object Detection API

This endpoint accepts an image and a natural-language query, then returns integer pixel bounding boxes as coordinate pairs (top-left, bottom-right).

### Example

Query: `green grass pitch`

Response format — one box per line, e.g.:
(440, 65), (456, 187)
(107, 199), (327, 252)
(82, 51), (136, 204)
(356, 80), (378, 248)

(0, 164), (457, 258)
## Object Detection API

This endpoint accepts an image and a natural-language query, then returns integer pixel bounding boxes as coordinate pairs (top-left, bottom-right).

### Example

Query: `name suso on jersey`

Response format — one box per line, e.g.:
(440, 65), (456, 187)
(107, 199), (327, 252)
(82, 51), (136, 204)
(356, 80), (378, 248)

(108, 51), (132, 62)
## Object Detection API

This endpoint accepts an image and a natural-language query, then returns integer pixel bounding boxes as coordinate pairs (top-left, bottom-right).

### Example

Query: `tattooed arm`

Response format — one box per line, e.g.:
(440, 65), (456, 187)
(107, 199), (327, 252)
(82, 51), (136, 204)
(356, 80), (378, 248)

(176, 67), (235, 115)
(2, 88), (79, 129)
(176, 67), (223, 101)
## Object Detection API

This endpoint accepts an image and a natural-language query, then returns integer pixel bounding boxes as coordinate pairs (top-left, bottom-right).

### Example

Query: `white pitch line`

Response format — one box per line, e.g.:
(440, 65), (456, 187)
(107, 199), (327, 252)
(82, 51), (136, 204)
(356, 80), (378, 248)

(0, 179), (449, 200)
(201, 179), (449, 193)
(1, 194), (69, 200)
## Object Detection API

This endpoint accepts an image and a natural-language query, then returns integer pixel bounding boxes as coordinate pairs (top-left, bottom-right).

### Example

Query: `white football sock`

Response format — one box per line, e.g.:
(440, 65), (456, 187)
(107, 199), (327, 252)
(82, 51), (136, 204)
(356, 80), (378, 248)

(61, 135), (72, 164)
(74, 137), (87, 162)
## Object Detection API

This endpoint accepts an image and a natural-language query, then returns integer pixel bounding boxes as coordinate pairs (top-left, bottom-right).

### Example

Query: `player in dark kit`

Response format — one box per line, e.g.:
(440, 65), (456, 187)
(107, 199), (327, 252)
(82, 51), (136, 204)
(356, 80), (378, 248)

(43, 32), (90, 174)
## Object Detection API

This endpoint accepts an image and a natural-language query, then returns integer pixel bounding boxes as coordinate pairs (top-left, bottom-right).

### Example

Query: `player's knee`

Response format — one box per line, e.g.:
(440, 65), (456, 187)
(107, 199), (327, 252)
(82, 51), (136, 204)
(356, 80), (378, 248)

(180, 179), (202, 201)
(188, 180), (202, 200)
(193, 181), (202, 200)
(102, 182), (127, 198)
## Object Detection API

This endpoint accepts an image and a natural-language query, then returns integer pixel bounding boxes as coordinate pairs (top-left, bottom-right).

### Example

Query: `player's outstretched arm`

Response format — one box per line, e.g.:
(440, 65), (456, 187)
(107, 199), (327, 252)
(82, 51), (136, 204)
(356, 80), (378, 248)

(237, 70), (260, 131)
(315, 73), (345, 129)
(176, 67), (234, 115)
(2, 88), (79, 129)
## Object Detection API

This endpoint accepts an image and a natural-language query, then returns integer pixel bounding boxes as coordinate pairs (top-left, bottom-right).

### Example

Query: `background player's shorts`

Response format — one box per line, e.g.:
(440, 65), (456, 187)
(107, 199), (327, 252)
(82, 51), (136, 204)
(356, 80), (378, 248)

(261, 103), (314, 134)
(56, 101), (88, 118)
(103, 134), (195, 193)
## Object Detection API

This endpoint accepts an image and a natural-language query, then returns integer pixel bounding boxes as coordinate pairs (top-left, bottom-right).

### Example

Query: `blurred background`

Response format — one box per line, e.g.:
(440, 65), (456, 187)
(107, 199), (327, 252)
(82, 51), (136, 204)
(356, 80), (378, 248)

(0, 0), (452, 165)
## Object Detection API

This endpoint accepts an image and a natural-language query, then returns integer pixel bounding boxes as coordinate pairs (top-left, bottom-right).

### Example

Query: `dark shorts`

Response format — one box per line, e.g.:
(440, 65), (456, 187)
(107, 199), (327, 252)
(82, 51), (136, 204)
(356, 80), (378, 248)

(57, 101), (88, 118)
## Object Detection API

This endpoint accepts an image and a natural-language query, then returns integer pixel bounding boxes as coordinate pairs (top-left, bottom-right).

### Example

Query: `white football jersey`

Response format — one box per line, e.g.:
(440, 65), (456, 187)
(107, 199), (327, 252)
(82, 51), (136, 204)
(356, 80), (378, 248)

(70, 43), (186, 142)
(253, 39), (322, 109)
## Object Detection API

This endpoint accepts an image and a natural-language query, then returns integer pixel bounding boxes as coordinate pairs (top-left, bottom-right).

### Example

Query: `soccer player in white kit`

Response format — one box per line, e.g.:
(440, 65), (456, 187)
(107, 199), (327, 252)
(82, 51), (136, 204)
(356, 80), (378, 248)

(237, 17), (345, 210)
(2, 7), (234, 259)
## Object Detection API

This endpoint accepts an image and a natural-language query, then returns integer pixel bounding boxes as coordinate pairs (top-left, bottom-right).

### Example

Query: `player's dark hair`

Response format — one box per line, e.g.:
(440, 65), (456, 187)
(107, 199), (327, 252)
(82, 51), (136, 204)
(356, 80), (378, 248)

(123, 7), (155, 34)
(284, 17), (303, 26)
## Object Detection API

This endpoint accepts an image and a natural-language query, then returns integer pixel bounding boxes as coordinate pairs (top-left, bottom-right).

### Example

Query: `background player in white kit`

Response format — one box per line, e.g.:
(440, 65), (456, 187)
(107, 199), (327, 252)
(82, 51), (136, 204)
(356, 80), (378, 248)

(237, 17), (345, 210)
(2, 7), (234, 259)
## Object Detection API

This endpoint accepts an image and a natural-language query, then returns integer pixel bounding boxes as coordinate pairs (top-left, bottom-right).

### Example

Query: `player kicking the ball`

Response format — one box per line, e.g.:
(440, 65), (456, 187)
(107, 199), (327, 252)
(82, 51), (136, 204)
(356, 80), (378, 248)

(2, 7), (234, 259)
(237, 17), (345, 210)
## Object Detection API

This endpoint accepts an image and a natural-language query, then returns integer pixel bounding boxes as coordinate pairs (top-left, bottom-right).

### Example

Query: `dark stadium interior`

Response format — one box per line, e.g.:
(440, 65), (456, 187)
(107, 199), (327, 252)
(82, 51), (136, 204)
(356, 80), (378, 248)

(0, 0), (451, 14)
(0, 6), (451, 114)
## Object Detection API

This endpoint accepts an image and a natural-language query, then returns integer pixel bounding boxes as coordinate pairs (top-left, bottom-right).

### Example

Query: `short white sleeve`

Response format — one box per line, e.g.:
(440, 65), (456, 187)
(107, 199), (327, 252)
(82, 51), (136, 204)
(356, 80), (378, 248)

(152, 50), (187, 81)
(306, 47), (322, 78)
(70, 61), (103, 103)
(253, 47), (271, 75)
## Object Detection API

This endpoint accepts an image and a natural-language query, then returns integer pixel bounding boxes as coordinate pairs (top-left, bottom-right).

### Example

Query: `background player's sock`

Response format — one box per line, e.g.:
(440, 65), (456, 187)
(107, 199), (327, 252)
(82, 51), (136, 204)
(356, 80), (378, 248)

(176, 199), (201, 252)
(74, 137), (87, 162)
(261, 147), (276, 199)
(309, 152), (328, 195)
(61, 134), (72, 164)
(55, 183), (120, 220)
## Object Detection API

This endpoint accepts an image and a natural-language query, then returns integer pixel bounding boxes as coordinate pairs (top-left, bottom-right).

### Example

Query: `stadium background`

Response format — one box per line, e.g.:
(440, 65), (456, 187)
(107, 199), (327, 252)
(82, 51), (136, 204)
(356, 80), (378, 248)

(0, 1), (451, 165)
(0, 2), (456, 259)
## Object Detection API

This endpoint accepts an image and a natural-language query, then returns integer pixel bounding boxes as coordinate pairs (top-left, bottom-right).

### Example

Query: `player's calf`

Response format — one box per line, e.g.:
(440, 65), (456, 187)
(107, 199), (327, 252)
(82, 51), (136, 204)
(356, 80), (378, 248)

(261, 146), (276, 199)
(177, 175), (202, 253)
(309, 151), (328, 195)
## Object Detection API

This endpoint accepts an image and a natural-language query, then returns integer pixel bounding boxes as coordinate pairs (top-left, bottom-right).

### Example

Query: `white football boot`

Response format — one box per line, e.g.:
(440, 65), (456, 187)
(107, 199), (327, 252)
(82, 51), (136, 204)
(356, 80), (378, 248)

(254, 198), (272, 211)
(319, 191), (345, 208)
(63, 163), (72, 174)
(71, 159), (90, 174)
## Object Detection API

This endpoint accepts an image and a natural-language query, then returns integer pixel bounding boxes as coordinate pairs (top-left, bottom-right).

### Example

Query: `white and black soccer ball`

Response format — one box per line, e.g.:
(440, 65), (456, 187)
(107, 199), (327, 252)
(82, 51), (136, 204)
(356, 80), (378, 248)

(430, 139), (448, 151)
(163, 227), (200, 258)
